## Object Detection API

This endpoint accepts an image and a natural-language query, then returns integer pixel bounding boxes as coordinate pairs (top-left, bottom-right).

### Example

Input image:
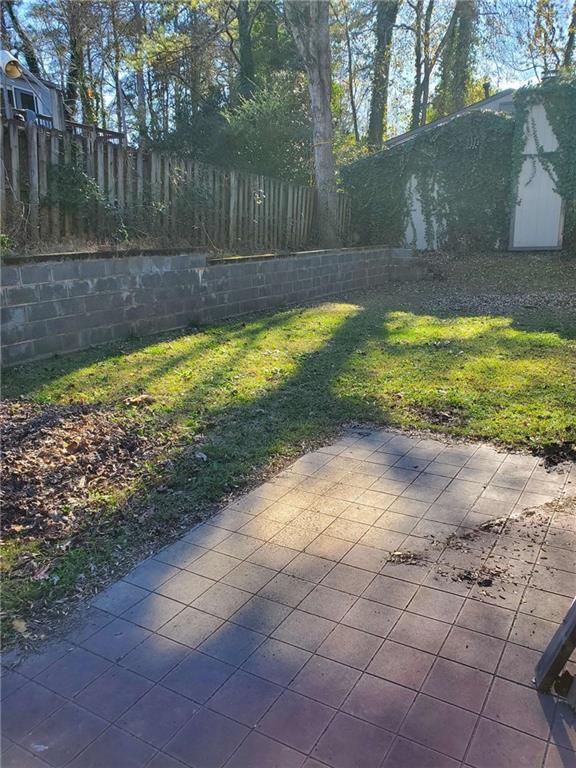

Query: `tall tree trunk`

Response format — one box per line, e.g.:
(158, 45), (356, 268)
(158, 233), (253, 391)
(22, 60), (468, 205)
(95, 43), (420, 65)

(419, 0), (434, 125)
(563, 1), (576, 67)
(64, 1), (95, 122)
(342, 5), (360, 143)
(110, 2), (125, 133)
(452, 0), (475, 110)
(1, 2), (10, 50)
(133, 1), (148, 142)
(4, 0), (41, 75)
(367, 0), (399, 149)
(285, 0), (340, 248)
(434, 0), (476, 117)
(410, 0), (423, 130)
(237, 0), (256, 99)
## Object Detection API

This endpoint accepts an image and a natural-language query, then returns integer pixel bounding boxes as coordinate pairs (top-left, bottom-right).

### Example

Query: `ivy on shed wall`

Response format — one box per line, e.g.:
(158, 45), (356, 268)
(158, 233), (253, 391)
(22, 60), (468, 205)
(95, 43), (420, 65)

(512, 75), (576, 251)
(342, 110), (515, 251)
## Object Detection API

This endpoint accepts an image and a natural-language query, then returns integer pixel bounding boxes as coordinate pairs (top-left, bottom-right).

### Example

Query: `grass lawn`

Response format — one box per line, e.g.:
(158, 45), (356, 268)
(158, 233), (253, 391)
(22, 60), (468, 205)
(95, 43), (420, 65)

(2, 251), (576, 647)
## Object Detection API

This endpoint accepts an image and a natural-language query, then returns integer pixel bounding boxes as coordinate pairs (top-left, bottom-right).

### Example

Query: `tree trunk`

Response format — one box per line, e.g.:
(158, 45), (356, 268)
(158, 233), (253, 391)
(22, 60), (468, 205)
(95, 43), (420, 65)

(237, 0), (256, 99)
(342, 6), (360, 143)
(285, 0), (340, 248)
(418, 0), (434, 125)
(410, 0), (424, 130)
(64, 1), (95, 122)
(4, 0), (42, 76)
(110, 2), (125, 133)
(563, 1), (576, 67)
(133, 1), (148, 142)
(367, 1), (399, 149)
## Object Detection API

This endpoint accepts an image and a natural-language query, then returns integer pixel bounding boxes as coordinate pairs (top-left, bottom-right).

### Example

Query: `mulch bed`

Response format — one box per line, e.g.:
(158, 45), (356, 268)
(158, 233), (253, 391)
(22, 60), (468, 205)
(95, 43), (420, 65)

(1, 400), (160, 543)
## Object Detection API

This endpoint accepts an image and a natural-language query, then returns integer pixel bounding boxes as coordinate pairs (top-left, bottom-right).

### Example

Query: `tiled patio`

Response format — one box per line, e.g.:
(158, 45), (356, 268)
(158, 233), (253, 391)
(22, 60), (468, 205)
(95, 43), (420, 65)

(2, 428), (575, 768)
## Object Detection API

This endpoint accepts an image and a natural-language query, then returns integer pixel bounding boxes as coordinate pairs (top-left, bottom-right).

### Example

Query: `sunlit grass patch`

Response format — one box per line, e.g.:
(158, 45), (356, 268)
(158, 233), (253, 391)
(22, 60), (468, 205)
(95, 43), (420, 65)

(2, 278), (575, 647)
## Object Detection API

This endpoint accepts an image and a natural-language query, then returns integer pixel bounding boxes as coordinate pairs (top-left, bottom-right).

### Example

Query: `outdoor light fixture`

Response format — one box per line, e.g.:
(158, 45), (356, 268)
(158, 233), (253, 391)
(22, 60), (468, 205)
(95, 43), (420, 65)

(0, 51), (22, 80)
(0, 51), (23, 79)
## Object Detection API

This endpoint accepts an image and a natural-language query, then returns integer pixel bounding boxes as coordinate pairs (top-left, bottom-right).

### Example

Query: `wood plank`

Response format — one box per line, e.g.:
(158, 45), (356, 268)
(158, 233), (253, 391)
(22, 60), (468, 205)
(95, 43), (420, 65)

(0, 123), (5, 234)
(228, 170), (238, 251)
(117, 142), (125, 212)
(26, 122), (39, 243)
(49, 133), (60, 242)
(162, 154), (170, 233)
(95, 140), (105, 238)
(106, 141), (115, 206)
(8, 122), (20, 206)
(37, 127), (49, 241)
(135, 149), (144, 231)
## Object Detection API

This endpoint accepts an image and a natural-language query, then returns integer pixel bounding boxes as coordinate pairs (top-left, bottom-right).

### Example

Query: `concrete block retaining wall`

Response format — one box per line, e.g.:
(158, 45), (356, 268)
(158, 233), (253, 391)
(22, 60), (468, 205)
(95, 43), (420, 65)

(1, 246), (425, 366)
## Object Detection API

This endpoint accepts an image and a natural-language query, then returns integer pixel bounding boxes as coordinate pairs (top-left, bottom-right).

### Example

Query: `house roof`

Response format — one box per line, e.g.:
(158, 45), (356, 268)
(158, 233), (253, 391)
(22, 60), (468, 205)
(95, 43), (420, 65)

(382, 89), (516, 150)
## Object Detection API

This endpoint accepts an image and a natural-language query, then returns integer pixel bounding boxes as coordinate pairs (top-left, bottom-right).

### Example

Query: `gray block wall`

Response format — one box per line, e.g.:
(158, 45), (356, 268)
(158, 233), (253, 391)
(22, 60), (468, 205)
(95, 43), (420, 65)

(1, 247), (425, 366)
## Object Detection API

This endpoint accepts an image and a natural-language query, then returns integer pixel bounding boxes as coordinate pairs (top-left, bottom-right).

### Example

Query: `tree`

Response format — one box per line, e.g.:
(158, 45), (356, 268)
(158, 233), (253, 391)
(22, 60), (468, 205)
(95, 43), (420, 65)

(285, 0), (340, 247)
(4, 0), (42, 76)
(237, 0), (256, 98)
(564, 1), (576, 67)
(433, 0), (477, 118)
(367, 0), (400, 148)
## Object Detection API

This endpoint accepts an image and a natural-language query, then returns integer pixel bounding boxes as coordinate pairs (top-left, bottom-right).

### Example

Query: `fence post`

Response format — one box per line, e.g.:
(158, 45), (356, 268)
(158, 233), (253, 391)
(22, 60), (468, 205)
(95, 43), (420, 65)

(26, 122), (39, 244)
(8, 122), (20, 207)
(0, 122), (5, 234)
(228, 169), (238, 251)
(37, 125), (49, 241)
(49, 133), (60, 242)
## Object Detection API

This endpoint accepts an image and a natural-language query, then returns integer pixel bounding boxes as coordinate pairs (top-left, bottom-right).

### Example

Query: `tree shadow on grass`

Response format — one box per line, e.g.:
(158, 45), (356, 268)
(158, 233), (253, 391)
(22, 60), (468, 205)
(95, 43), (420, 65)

(2, 291), (575, 648)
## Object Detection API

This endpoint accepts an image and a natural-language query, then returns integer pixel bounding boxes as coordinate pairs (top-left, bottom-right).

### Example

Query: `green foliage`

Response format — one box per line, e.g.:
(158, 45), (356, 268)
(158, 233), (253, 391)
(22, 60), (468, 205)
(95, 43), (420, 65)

(342, 110), (515, 250)
(434, 0), (478, 118)
(45, 161), (106, 214)
(513, 75), (576, 204)
(223, 73), (313, 183)
(0, 233), (13, 254)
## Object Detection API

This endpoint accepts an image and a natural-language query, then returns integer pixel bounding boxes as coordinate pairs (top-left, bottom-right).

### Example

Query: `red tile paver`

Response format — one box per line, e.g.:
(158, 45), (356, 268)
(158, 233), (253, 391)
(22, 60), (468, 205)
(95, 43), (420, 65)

(258, 689), (334, 753)
(4, 431), (570, 768)
(466, 717), (547, 768)
(400, 693), (477, 760)
(313, 711), (394, 768)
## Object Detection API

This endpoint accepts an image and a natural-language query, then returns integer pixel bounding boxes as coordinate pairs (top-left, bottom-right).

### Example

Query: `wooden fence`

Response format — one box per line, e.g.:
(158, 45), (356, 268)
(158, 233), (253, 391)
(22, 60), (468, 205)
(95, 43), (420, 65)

(0, 120), (351, 252)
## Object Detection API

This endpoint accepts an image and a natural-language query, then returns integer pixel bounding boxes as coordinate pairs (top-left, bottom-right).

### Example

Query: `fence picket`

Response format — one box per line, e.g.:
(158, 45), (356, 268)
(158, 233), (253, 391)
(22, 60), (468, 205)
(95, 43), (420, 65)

(1, 120), (349, 252)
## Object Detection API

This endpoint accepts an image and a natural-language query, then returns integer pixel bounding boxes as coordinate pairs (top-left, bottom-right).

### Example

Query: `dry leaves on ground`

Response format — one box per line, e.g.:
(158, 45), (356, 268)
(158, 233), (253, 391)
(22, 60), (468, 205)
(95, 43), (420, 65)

(1, 400), (162, 542)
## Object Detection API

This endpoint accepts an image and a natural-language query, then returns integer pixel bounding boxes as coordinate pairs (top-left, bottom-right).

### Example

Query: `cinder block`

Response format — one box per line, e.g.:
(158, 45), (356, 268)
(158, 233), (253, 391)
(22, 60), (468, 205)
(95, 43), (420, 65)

(51, 260), (81, 281)
(92, 276), (120, 293)
(35, 282), (69, 301)
(3, 285), (37, 306)
(1, 305), (26, 328)
(1, 265), (20, 286)
(78, 259), (109, 279)
(2, 340), (35, 366)
(84, 292), (125, 313)
(45, 314), (83, 336)
(19, 263), (52, 285)
(26, 301), (61, 322)
(67, 280), (93, 298)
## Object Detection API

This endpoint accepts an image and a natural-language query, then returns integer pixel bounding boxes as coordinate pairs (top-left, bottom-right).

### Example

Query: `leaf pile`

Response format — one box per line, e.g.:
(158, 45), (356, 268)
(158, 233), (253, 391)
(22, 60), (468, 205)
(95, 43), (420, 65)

(1, 400), (158, 542)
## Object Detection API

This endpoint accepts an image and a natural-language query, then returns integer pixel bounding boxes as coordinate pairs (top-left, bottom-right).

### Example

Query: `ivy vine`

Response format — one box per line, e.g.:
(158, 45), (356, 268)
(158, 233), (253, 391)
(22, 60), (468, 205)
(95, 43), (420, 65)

(342, 110), (515, 251)
(343, 75), (575, 252)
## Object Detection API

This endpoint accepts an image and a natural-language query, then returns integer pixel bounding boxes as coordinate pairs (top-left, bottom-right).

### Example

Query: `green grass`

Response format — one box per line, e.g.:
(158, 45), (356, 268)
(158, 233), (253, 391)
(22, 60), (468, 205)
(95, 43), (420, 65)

(2, 251), (576, 647)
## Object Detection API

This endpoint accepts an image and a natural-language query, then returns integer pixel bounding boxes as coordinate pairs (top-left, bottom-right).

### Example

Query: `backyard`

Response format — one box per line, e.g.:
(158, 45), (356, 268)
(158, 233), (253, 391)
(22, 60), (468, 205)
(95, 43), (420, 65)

(2, 250), (575, 649)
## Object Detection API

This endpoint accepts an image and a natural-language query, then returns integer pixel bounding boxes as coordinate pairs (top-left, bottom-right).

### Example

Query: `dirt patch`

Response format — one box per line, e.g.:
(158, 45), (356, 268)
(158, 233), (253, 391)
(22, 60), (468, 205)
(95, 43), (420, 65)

(387, 550), (428, 565)
(539, 442), (576, 468)
(408, 404), (468, 427)
(1, 400), (162, 542)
